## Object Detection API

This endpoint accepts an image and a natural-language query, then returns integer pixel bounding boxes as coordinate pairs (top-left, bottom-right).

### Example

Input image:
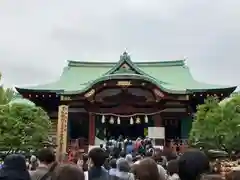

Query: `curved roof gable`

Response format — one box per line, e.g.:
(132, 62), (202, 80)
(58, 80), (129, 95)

(104, 51), (185, 76)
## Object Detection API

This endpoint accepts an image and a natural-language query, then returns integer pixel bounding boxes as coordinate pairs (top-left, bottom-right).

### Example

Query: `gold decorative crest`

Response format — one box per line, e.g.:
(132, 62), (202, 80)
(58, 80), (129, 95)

(84, 89), (95, 98)
(117, 81), (132, 87)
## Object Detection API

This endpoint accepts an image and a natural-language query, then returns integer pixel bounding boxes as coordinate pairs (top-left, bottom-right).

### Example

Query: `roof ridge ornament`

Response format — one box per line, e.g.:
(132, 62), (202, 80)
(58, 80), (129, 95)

(120, 49), (131, 61)
(183, 56), (187, 68)
(124, 48), (128, 54)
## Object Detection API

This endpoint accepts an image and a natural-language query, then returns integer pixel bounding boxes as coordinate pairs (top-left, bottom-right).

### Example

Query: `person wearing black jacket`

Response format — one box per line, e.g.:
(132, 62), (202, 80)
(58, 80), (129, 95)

(30, 148), (57, 180)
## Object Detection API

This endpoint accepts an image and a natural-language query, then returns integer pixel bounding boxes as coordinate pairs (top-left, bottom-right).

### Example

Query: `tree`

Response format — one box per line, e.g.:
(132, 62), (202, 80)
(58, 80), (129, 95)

(189, 97), (222, 149)
(189, 95), (240, 153)
(0, 72), (15, 105)
(0, 103), (52, 152)
(220, 95), (240, 152)
(0, 88), (16, 105)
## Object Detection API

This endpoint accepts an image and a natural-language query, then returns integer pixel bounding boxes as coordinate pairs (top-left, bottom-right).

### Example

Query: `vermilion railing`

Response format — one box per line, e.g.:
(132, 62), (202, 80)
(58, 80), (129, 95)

(67, 138), (89, 162)
(164, 139), (189, 153)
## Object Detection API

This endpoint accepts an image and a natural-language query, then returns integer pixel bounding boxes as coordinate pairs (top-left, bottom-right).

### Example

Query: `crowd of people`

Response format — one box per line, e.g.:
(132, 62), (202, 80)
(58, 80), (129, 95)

(0, 136), (239, 180)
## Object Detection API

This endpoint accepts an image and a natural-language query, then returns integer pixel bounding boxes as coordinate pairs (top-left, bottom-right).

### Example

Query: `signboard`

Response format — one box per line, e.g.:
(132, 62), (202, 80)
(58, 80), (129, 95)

(148, 127), (165, 139)
(56, 105), (68, 158)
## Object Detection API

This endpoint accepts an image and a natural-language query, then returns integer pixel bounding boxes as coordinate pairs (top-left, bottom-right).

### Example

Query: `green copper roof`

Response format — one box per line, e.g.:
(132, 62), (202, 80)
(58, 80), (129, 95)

(16, 52), (237, 95)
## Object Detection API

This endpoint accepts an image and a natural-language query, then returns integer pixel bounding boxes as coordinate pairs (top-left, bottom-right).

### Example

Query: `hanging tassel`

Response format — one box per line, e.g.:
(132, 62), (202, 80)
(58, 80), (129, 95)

(117, 117), (121, 124)
(130, 117), (134, 124)
(101, 115), (105, 123)
(145, 115), (148, 123)
(109, 116), (114, 124)
(136, 117), (141, 124)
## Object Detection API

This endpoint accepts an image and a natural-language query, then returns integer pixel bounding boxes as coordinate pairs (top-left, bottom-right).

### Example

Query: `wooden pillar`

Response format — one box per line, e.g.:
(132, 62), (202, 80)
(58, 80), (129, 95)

(56, 105), (68, 161)
(88, 113), (95, 145)
(154, 114), (163, 127)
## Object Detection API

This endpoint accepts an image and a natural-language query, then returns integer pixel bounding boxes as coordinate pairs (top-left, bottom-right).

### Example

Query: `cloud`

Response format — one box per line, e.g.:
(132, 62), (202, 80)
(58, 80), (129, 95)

(0, 0), (239, 88)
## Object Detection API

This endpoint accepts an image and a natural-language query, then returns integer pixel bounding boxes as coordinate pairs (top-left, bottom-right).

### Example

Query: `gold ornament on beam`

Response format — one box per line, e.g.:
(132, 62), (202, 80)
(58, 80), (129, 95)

(117, 117), (121, 124)
(130, 117), (134, 125)
(101, 115), (105, 123)
(136, 117), (141, 124)
(145, 115), (148, 123)
(84, 89), (95, 98)
(60, 96), (71, 101)
(117, 81), (132, 87)
(109, 116), (114, 124)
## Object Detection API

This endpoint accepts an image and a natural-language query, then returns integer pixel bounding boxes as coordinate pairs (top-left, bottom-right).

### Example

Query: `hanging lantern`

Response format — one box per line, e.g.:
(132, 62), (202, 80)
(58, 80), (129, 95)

(117, 117), (121, 124)
(145, 115), (148, 123)
(136, 117), (141, 124)
(130, 117), (134, 124)
(101, 115), (105, 123)
(109, 116), (114, 124)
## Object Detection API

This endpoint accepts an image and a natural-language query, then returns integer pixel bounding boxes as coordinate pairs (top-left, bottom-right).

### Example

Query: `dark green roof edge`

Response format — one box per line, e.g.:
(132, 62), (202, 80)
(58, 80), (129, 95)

(15, 87), (63, 93)
(67, 59), (185, 67)
(187, 86), (237, 93)
(16, 85), (237, 96)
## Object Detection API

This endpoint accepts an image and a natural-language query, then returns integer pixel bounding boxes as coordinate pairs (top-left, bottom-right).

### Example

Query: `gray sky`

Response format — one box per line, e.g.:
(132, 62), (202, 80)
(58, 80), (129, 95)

(0, 0), (239, 89)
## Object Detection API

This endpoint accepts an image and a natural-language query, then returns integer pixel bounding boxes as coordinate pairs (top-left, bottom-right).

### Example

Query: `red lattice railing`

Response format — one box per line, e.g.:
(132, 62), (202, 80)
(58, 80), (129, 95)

(67, 138), (89, 162)
(165, 139), (189, 153)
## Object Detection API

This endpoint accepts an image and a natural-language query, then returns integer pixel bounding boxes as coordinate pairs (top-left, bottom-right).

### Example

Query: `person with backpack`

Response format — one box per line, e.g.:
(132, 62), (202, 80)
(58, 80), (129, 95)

(87, 147), (109, 180)
(30, 148), (57, 180)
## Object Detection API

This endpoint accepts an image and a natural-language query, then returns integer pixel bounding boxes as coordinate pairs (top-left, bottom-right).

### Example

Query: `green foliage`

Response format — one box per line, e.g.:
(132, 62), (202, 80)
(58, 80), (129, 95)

(231, 91), (240, 97)
(0, 103), (51, 152)
(189, 96), (240, 153)
(0, 73), (15, 105)
(0, 88), (15, 105)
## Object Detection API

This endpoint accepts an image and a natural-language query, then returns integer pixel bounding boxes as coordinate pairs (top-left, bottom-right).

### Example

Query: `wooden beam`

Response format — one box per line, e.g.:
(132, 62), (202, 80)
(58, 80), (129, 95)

(68, 101), (187, 109)
(88, 106), (162, 115)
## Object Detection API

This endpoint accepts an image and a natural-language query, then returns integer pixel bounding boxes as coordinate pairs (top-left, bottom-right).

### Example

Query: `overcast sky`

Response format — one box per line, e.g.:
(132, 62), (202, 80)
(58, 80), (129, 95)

(0, 0), (239, 89)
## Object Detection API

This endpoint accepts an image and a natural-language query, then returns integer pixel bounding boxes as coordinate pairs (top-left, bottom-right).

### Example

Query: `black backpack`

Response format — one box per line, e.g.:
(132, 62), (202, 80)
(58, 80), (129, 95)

(39, 162), (58, 180)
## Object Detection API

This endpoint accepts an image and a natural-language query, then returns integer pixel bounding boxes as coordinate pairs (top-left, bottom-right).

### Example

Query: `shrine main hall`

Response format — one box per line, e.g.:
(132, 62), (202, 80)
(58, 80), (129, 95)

(16, 52), (236, 153)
